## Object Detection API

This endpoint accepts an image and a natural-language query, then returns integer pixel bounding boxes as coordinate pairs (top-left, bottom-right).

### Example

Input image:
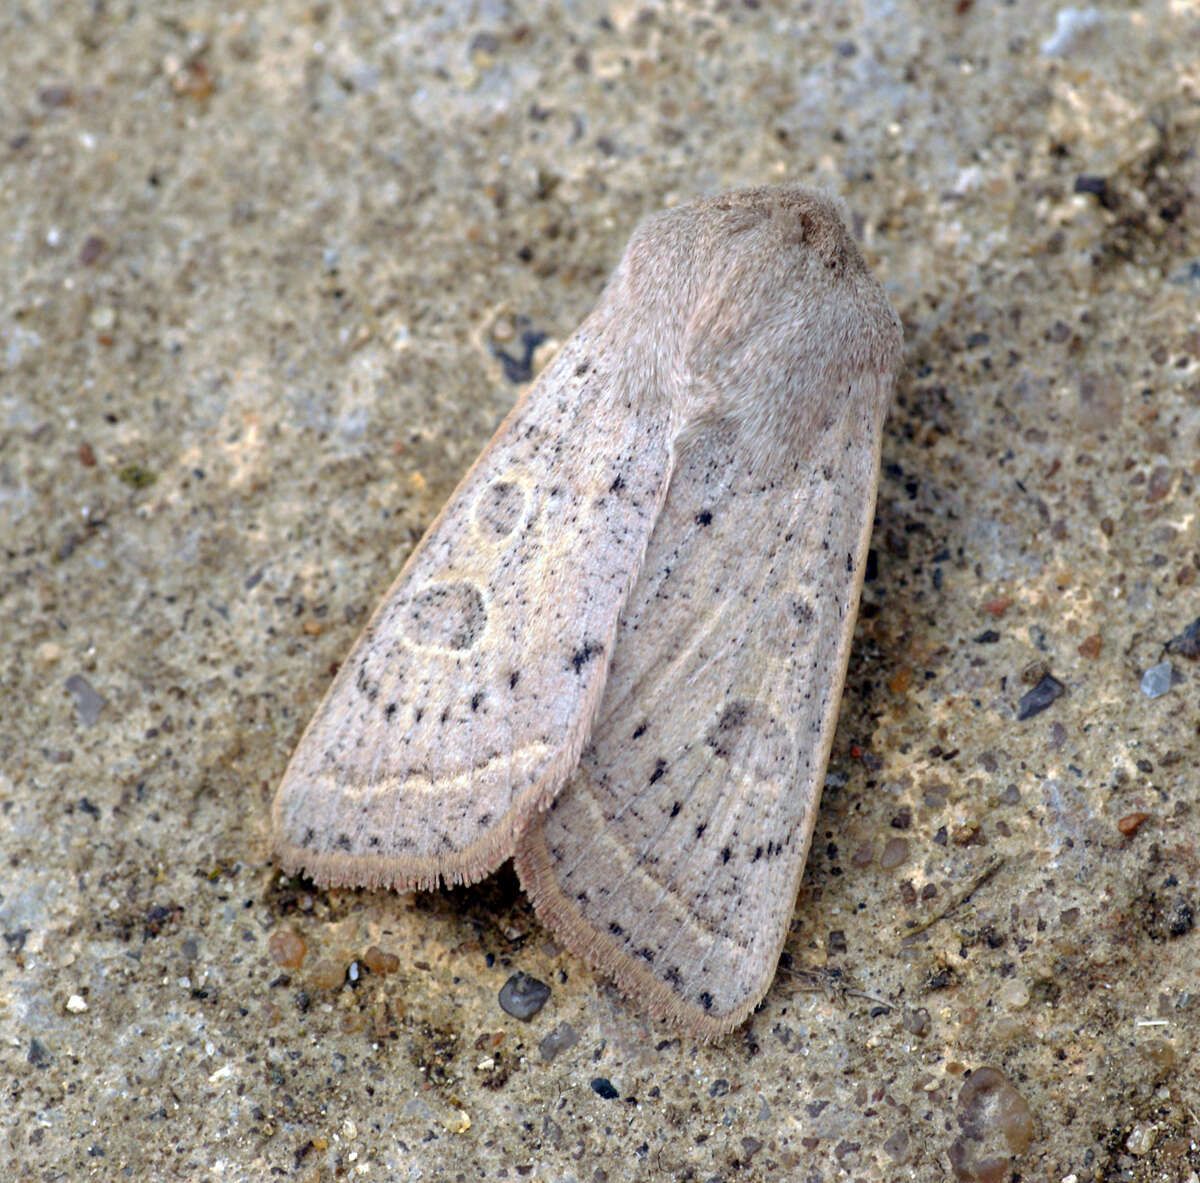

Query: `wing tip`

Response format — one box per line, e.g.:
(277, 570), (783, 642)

(513, 824), (769, 1042)
(268, 733), (588, 894)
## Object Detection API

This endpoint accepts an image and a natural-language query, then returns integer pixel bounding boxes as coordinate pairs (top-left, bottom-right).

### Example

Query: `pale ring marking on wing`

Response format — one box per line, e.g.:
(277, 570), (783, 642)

(396, 579), (489, 652)
(470, 469), (534, 545)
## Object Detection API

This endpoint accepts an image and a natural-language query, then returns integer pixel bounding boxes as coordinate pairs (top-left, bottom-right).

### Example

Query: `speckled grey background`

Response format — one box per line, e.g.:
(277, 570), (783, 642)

(3, 2), (1198, 1180)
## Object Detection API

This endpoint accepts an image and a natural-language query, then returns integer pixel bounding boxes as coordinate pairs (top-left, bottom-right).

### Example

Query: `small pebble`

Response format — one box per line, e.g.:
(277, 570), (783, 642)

(309, 958), (347, 989)
(997, 979), (1030, 1009)
(267, 929), (307, 969)
(79, 234), (106, 265)
(538, 1022), (580, 1063)
(117, 463), (157, 489)
(1020, 659), (1050, 685)
(362, 945), (400, 975)
(1146, 465), (1172, 502)
(1125, 1123), (1157, 1156)
(65, 674), (107, 727)
(1165, 616), (1200, 660)
(1168, 258), (1200, 288)
(1117, 812), (1150, 837)
(1140, 661), (1173, 698)
(590, 1077), (619, 1100)
(850, 842), (874, 867)
(39, 84), (74, 108)
(498, 971), (551, 1020)
(949, 1066), (1034, 1182)
(880, 837), (909, 870)
(402, 1097), (435, 1121)
(1041, 6), (1104, 57)
(883, 1127), (910, 1163)
(1016, 674), (1065, 720)
(65, 994), (88, 1013)
(28, 1038), (53, 1069)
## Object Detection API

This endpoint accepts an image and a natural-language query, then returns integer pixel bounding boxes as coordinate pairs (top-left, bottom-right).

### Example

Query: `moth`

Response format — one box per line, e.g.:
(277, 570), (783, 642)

(273, 186), (903, 1036)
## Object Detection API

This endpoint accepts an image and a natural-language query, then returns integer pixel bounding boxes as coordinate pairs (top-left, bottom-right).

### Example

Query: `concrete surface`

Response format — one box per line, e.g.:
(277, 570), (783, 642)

(2, 1), (1198, 1180)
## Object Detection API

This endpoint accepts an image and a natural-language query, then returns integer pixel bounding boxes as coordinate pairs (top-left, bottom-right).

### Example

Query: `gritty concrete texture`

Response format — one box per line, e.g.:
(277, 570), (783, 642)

(2, 2), (1198, 1180)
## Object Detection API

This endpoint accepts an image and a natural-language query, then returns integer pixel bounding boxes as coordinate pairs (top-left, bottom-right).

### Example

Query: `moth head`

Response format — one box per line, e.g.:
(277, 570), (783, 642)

(612, 186), (903, 450)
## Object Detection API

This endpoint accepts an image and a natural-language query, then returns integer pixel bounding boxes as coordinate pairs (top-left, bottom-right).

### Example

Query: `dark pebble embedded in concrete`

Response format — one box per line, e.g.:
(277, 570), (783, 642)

(1165, 615), (1200, 660)
(1016, 674), (1065, 720)
(28, 1038), (53, 1068)
(1144, 887), (1196, 941)
(498, 971), (551, 1020)
(590, 1077), (619, 1099)
(493, 323), (548, 383)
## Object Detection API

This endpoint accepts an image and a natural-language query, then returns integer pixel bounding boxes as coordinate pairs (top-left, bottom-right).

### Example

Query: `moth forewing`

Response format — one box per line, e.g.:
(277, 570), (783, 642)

(272, 319), (676, 892)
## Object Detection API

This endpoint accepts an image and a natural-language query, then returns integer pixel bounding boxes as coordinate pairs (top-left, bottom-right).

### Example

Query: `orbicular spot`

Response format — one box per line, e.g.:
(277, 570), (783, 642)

(705, 700), (750, 758)
(788, 596), (816, 627)
(404, 582), (487, 650)
(705, 698), (792, 783)
(473, 479), (526, 540)
(762, 593), (816, 653)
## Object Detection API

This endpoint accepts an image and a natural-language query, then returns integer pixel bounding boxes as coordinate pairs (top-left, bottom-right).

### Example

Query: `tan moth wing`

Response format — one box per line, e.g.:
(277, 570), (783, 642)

(515, 189), (902, 1036)
(273, 318), (676, 891)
